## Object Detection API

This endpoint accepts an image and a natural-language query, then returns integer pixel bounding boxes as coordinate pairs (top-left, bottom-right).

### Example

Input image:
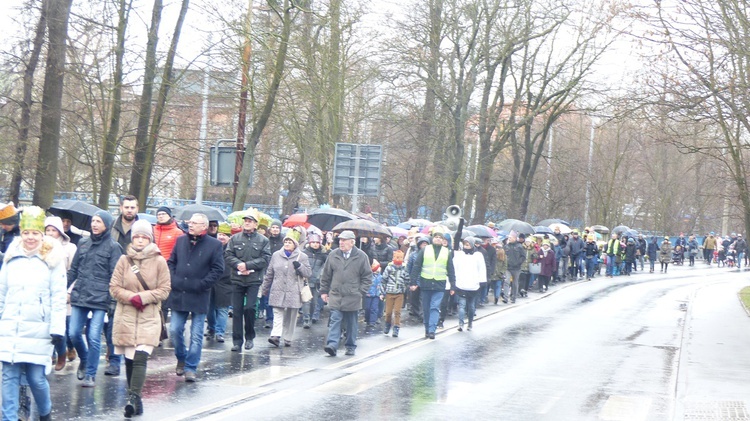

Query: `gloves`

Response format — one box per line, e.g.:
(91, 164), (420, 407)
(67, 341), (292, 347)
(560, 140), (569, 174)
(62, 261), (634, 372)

(292, 261), (301, 270)
(50, 334), (63, 346)
(130, 295), (145, 312)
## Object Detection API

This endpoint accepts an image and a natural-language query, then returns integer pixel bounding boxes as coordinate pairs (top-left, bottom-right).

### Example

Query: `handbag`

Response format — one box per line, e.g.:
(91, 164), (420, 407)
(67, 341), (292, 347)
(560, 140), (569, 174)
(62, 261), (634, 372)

(128, 257), (169, 341)
(528, 262), (542, 274)
(294, 252), (313, 303)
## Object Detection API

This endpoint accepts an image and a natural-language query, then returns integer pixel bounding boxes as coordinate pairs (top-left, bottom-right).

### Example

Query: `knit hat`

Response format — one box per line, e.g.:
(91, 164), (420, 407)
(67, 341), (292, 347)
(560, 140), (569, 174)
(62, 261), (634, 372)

(19, 206), (45, 233)
(217, 222), (232, 235)
(131, 219), (153, 241)
(271, 219), (282, 228)
(284, 229), (300, 246)
(308, 233), (322, 243)
(416, 235), (430, 246)
(156, 206), (172, 217)
(44, 216), (70, 242)
(0, 203), (19, 225)
(93, 210), (114, 230)
(542, 239), (550, 246)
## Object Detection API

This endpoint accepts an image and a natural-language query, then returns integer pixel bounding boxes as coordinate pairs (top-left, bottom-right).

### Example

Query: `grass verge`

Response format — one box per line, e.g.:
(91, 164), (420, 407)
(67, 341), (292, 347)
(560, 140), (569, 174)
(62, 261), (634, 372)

(740, 287), (750, 314)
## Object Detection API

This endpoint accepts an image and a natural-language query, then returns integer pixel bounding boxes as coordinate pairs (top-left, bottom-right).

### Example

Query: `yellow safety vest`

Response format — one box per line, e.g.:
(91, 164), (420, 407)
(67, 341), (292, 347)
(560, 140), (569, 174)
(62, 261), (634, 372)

(421, 245), (449, 280)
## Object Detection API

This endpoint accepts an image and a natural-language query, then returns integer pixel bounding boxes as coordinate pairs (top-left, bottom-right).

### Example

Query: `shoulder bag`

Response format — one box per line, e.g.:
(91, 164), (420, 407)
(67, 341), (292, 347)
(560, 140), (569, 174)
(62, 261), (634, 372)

(127, 257), (169, 341)
(294, 253), (313, 303)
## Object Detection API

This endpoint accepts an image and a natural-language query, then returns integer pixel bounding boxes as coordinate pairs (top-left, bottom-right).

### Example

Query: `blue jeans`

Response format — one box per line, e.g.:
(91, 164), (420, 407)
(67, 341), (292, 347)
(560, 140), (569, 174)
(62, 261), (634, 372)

(69, 306), (106, 378)
(586, 257), (596, 278)
(363, 296), (380, 324)
(492, 280), (503, 300)
(420, 290), (444, 334)
(2, 362), (51, 419)
(54, 316), (70, 358)
(457, 292), (476, 327)
(738, 252), (745, 269)
(169, 311), (206, 373)
(206, 305), (229, 336)
(606, 255), (616, 276)
(105, 307), (121, 367)
(326, 309), (358, 350)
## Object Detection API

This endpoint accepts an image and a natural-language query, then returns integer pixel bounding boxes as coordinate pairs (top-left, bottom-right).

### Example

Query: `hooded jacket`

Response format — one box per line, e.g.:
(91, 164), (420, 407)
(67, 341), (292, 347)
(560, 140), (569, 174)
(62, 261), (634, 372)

(452, 245), (486, 293)
(0, 237), (67, 374)
(110, 243), (171, 347)
(68, 226), (123, 310)
(302, 245), (329, 287)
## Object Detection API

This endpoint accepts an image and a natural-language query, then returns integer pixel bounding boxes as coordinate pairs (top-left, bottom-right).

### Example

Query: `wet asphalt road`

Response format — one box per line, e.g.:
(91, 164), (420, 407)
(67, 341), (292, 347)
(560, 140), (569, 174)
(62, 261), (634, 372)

(23, 264), (750, 420)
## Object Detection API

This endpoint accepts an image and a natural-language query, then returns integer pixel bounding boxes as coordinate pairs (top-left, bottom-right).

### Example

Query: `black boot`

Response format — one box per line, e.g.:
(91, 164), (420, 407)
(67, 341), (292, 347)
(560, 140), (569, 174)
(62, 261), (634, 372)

(392, 326), (399, 338)
(40, 413), (52, 421)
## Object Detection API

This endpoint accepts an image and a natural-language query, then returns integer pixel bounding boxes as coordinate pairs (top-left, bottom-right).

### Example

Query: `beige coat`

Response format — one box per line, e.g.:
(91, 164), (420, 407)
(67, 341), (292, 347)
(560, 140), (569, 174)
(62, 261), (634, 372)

(262, 247), (312, 309)
(110, 243), (171, 347)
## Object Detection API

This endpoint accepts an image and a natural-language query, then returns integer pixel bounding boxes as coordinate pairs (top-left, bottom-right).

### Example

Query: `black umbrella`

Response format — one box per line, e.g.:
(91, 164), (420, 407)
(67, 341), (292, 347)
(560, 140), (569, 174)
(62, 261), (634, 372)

(332, 219), (390, 238)
(534, 226), (555, 235)
(496, 219), (535, 235)
(173, 204), (227, 222)
(612, 225), (630, 235)
(308, 208), (356, 231)
(465, 225), (497, 238)
(536, 218), (570, 227)
(48, 199), (103, 230)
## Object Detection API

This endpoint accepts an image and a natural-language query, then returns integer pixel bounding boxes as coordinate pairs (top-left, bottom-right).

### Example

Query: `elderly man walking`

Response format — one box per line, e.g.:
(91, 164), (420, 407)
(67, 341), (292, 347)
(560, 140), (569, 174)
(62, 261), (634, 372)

(320, 230), (372, 356)
(166, 213), (224, 382)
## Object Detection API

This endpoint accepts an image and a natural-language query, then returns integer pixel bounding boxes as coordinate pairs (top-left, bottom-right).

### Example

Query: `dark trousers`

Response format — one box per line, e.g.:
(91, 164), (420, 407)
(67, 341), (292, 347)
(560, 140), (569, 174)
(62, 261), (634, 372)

(232, 284), (260, 345)
(408, 286), (422, 316)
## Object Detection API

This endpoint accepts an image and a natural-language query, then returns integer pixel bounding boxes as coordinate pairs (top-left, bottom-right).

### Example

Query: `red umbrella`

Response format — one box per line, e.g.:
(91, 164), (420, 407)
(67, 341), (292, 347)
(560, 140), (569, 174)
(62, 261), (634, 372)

(283, 213), (310, 228)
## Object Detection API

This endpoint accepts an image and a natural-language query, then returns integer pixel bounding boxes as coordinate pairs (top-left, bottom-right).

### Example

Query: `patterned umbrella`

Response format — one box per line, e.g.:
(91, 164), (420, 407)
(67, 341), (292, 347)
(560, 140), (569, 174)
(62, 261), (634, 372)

(307, 208), (356, 231)
(332, 219), (391, 239)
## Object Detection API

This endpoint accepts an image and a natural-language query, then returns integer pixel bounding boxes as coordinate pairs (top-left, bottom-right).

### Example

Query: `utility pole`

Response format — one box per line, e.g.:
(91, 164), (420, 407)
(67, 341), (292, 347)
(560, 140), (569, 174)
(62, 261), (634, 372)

(195, 67), (210, 203)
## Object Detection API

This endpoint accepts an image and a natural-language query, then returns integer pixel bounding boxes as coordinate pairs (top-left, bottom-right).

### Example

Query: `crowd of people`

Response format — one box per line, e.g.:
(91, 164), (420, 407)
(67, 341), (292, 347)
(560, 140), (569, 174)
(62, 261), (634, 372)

(0, 198), (746, 420)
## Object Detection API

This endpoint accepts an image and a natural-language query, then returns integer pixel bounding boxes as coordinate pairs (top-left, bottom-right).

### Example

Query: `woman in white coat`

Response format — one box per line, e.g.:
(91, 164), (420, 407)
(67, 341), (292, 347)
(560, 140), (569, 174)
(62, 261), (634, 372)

(0, 206), (67, 421)
(452, 237), (486, 331)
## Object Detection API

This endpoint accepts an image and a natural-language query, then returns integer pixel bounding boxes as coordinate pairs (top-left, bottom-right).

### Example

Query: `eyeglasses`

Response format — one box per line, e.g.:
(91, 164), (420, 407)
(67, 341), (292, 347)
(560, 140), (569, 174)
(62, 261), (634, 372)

(187, 221), (206, 226)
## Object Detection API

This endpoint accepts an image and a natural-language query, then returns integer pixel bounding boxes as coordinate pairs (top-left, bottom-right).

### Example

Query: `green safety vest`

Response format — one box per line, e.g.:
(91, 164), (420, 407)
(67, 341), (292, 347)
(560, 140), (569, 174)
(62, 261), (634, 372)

(421, 245), (449, 280)
(607, 239), (620, 255)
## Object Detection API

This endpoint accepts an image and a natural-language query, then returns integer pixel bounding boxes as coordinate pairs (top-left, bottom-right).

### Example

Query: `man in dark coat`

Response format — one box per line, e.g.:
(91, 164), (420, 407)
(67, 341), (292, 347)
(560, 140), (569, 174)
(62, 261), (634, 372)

(504, 233), (526, 303)
(369, 236), (393, 271)
(320, 230), (372, 356)
(68, 210), (123, 387)
(206, 222), (234, 343)
(224, 210), (272, 352)
(166, 213), (224, 382)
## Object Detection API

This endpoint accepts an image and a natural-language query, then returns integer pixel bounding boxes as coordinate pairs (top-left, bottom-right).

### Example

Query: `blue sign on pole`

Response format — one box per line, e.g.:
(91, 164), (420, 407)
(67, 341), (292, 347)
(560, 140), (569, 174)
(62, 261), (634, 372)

(332, 143), (382, 197)
(209, 139), (254, 187)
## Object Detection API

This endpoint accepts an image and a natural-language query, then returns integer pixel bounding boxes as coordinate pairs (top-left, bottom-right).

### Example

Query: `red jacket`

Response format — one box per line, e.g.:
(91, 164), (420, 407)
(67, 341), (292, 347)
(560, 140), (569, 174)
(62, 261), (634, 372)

(153, 221), (184, 259)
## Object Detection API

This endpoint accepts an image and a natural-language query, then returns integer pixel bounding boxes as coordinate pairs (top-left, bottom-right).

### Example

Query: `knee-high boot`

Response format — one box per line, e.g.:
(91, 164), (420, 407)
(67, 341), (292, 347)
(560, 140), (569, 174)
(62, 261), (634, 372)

(125, 351), (148, 418)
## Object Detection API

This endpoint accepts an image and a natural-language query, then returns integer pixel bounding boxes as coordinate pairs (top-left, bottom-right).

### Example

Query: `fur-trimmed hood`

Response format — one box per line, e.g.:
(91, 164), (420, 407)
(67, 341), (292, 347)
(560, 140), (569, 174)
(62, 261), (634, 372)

(3, 236), (65, 268)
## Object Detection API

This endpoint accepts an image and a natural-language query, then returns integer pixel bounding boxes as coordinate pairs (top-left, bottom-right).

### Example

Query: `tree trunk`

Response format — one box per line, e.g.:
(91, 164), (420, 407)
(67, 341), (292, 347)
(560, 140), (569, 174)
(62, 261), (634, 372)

(10, 3), (46, 205)
(233, 0), (295, 211)
(32, 0), (73, 209)
(98, 0), (131, 209)
(128, 0), (163, 202)
(139, 0), (190, 205)
(233, 0), (253, 203)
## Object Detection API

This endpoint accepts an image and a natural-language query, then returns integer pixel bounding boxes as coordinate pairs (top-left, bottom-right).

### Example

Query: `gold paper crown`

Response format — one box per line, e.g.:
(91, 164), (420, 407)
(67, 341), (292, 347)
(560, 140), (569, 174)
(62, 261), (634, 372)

(217, 222), (232, 234)
(284, 229), (300, 244)
(20, 206), (46, 232)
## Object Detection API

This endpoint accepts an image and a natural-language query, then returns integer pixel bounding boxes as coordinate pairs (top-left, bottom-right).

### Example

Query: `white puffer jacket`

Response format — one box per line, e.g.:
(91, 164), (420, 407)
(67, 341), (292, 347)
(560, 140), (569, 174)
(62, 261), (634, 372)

(0, 237), (67, 374)
(453, 249), (486, 292)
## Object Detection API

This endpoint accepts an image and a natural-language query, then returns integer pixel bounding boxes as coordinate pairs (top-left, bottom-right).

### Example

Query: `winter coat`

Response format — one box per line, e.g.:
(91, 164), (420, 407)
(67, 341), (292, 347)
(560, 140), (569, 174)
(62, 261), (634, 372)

(0, 226), (20, 271)
(261, 247), (312, 309)
(211, 244), (234, 308)
(68, 230), (123, 311)
(521, 244), (537, 272)
(659, 241), (673, 263)
(166, 234), (225, 313)
(0, 237), (67, 374)
(567, 237), (585, 258)
(584, 242), (599, 258)
(625, 243), (637, 262)
(493, 251), (508, 280)
(48, 235), (77, 270)
(452, 249), (486, 293)
(505, 241), (526, 271)
(637, 238), (647, 256)
(539, 248), (556, 277)
(268, 234), (284, 255)
(154, 221), (184, 259)
(367, 273), (382, 297)
(302, 245), (329, 288)
(735, 239), (748, 254)
(319, 246), (372, 311)
(110, 243), (171, 348)
(482, 244), (497, 281)
(647, 238), (659, 260)
(369, 242), (393, 268)
(224, 230), (271, 286)
(703, 236), (717, 250)
(687, 239), (700, 254)
(111, 216), (137, 251)
(380, 263), (408, 295)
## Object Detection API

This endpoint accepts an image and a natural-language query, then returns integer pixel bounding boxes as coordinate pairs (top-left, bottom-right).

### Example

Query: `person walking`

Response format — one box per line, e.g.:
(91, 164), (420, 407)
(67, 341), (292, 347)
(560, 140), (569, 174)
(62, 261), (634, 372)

(381, 250), (408, 337)
(687, 235), (700, 267)
(659, 236), (673, 273)
(0, 206), (66, 421)
(504, 233), (526, 303)
(410, 230), (456, 339)
(605, 233), (621, 277)
(320, 230), (372, 356)
(261, 230), (311, 347)
(538, 240), (556, 291)
(68, 210), (123, 388)
(166, 213), (225, 382)
(492, 243), (508, 304)
(301, 233), (328, 327)
(110, 220), (171, 417)
(44, 216), (77, 371)
(583, 235), (599, 280)
(452, 237), (484, 331)
(224, 210), (271, 351)
(703, 232), (717, 265)
(206, 222), (234, 343)
(735, 234), (747, 269)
